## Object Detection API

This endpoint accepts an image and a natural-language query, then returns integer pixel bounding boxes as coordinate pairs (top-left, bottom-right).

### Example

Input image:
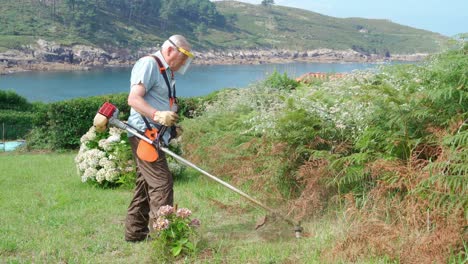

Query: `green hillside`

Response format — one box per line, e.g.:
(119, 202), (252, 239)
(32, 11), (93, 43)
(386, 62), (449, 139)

(0, 0), (448, 54)
(211, 1), (447, 53)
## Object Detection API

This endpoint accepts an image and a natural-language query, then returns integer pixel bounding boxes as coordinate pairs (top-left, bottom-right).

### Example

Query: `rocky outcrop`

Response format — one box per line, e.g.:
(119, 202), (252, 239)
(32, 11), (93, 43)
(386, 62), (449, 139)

(34, 39), (74, 63)
(193, 48), (376, 64)
(0, 39), (429, 74)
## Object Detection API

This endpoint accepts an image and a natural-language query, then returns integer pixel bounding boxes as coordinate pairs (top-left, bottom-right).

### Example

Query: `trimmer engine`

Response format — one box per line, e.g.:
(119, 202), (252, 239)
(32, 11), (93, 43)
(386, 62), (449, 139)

(93, 102), (127, 131)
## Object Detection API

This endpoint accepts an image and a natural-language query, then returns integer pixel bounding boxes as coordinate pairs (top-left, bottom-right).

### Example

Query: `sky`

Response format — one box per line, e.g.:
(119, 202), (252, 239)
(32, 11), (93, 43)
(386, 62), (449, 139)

(221, 0), (467, 36)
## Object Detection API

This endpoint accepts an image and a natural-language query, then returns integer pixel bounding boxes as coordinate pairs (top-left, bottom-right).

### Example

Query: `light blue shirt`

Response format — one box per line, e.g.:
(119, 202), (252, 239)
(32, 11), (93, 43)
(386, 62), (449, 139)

(127, 51), (176, 144)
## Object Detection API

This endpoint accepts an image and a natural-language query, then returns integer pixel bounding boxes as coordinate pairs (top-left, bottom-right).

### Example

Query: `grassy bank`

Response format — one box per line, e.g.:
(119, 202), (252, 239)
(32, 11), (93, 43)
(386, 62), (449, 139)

(1, 43), (466, 264)
(178, 44), (468, 263)
(0, 152), (360, 263)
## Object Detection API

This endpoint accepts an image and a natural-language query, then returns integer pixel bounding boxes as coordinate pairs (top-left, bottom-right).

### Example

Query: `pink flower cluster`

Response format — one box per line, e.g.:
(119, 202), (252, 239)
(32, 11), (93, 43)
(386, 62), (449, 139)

(189, 218), (201, 227)
(176, 208), (192, 218)
(153, 205), (200, 232)
(153, 217), (170, 231)
(157, 205), (175, 216)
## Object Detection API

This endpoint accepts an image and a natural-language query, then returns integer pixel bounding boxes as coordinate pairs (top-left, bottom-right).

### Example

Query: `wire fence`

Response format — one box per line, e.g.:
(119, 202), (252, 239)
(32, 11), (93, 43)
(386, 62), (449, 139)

(1, 122), (31, 141)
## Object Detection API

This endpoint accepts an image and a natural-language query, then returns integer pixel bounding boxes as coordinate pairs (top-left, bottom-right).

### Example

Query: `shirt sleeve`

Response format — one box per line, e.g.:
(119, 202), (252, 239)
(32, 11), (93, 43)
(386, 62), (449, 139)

(130, 57), (157, 92)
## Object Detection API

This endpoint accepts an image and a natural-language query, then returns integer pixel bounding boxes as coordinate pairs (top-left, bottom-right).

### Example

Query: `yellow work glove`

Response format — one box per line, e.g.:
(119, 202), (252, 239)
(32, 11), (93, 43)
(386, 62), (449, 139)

(153, 111), (178, 126)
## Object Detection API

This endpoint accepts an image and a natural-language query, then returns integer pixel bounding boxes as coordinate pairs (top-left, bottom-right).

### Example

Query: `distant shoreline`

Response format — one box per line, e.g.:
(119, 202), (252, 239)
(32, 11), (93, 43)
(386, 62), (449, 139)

(0, 44), (430, 75)
(0, 56), (421, 75)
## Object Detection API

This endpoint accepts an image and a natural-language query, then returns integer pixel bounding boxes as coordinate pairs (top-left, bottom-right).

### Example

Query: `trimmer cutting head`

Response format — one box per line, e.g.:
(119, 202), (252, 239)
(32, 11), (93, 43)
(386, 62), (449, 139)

(255, 215), (303, 238)
(294, 224), (303, 238)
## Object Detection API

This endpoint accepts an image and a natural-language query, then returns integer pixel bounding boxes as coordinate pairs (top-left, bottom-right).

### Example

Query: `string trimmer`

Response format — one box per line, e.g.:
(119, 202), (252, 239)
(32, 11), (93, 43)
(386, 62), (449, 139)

(94, 102), (304, 238)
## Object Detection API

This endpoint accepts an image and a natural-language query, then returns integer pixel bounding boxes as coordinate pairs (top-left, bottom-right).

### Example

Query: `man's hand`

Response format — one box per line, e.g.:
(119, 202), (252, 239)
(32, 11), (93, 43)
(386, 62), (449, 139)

(174, 126), (183, 138)
(153, 111), (178, 126)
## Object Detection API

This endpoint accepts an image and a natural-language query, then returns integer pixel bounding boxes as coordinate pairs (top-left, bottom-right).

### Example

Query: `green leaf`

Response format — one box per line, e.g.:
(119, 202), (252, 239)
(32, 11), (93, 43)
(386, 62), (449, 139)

(171, 244), (182, 256)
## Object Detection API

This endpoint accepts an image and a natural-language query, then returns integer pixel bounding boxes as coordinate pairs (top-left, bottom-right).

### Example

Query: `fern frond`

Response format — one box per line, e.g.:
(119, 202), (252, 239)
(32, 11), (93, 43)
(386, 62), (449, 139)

(380, 172), (401, 185)
(439, 175), (468, 193)
(338, 165), (366, 185)
(445, 163), (468, 176)
(444, 130), (468, 147)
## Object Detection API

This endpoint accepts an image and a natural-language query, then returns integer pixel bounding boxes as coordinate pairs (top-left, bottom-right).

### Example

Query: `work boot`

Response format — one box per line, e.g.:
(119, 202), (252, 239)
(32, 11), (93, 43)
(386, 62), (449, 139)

(125, 234), (152, 243)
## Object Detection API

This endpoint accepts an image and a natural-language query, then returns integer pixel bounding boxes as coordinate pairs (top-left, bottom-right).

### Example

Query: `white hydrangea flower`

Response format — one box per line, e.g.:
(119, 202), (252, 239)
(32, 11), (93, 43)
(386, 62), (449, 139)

(80, 126), (97, 144)
(95, 169), (106, 183)
(81, 175), (88, 183)
(75, 126), (134, 186)
(105, 169), (119, 182)
(109, 127), (122, 137)
(84, 167), (98, 181)
(99, 156), (115, 170)
(107, 135), (120, 143)
(98, 138), (110, 150)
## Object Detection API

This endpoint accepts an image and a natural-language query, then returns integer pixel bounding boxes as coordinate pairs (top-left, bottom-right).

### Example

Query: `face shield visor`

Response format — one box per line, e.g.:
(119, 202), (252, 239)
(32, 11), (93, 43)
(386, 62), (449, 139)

(169, 39), (194, 75)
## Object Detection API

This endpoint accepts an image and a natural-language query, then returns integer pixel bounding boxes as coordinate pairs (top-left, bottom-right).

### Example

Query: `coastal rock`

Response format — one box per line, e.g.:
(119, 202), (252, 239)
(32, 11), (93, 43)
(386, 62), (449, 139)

(0, 40), (429, 74)
(34, 39), (74, 63)
(73, 45), (111, 65)
(191, 48), (380, 64)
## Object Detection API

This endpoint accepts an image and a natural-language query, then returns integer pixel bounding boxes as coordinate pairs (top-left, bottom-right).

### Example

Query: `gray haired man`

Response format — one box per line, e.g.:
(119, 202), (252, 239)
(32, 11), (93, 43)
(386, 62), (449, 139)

(124, 35), (194, 242)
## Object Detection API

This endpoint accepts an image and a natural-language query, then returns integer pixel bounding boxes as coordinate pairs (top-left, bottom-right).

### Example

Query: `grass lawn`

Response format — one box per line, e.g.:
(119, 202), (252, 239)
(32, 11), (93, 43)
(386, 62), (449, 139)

(0, 152), (344, 263)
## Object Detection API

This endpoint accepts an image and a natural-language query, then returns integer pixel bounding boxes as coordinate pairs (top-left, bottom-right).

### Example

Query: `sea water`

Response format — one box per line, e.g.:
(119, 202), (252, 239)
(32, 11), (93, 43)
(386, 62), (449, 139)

(0, 62), (388, 103)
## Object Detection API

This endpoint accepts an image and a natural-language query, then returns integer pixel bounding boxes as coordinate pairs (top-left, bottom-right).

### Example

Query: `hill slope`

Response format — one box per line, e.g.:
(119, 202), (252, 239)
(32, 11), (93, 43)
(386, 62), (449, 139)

(210, 1), (447, 54)
(0, 0), (448, 55)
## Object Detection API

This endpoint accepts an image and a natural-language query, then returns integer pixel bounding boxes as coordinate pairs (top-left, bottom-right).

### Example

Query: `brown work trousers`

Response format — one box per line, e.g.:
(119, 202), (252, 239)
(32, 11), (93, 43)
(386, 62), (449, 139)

(125, 136), (173, 242)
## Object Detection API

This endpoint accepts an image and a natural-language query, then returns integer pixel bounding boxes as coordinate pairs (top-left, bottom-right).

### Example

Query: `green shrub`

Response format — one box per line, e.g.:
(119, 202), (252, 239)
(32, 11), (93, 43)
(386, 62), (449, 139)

(75, 126), (135, 188)
(418, 46), (468, 127)
(418, 128), (468, 218)
(29, 102), (49, 127)
(181, 44), (468, 216)
(275, 106), (327, 150)
(355, 45), (467, 160)
(0, 110), (34, 139)
(0, 90), (32, 111)
(0, 91), (34, 139)
(177, 96), (209, 119)
(264, 70), (299, 90)
(151, 206), (200, 261)
(25, 92), (218, 150)
(27, 93), (130, 150)
(177, 89), (236, 119)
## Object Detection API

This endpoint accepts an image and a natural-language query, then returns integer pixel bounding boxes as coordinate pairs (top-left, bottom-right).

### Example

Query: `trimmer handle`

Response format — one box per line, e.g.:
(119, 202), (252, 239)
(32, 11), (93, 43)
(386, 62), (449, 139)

(152, 125), (168, 149)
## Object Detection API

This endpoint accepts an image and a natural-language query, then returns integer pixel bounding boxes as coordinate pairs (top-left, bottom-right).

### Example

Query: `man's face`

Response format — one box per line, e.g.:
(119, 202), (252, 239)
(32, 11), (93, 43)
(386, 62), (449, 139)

(168, 46), (189, 72)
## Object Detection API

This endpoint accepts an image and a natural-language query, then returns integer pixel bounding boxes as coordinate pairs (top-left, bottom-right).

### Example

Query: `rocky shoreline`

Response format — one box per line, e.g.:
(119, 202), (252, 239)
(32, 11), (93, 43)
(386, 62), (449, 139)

(0, 39), (429, 75)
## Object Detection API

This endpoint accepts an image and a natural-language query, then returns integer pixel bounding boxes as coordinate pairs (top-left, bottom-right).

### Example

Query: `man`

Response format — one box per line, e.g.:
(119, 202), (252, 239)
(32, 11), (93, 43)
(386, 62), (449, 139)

(124, 35), (194, 242)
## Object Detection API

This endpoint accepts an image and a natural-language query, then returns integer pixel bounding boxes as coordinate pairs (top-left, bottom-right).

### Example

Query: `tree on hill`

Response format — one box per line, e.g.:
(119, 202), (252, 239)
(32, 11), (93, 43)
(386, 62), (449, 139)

(261, 0), (275, 7)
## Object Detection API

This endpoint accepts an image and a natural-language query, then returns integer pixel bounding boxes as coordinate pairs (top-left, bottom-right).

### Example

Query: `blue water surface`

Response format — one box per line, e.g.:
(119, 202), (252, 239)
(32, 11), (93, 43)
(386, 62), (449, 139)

(0, 62), (388, 103)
